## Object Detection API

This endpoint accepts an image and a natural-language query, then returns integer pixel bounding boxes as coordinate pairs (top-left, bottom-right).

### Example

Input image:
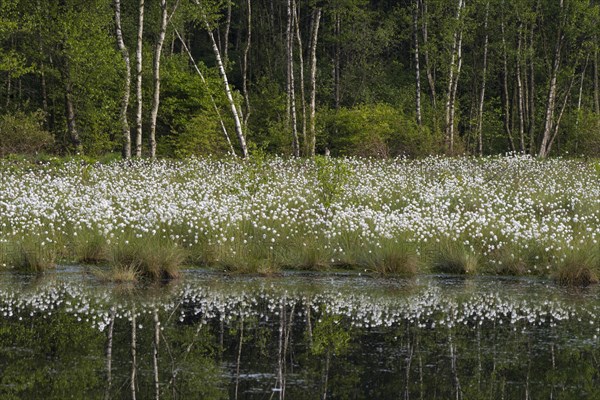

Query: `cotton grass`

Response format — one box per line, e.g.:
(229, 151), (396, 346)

(1, 155), (599, 284)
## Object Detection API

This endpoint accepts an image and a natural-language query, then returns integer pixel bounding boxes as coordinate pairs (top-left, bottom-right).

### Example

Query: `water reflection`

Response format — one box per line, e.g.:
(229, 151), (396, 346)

(0, 271), (599, 399)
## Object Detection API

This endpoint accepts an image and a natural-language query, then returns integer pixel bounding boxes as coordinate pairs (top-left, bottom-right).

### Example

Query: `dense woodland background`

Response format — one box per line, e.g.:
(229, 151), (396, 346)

(1, 0), (600, 159)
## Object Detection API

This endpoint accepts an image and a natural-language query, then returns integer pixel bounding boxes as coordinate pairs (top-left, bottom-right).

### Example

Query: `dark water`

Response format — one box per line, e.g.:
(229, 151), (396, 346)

(1, 269), (600, 399)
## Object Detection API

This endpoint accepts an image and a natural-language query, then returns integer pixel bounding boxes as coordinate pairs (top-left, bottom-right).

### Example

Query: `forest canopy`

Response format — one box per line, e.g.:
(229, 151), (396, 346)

(1, 0), (600, 159)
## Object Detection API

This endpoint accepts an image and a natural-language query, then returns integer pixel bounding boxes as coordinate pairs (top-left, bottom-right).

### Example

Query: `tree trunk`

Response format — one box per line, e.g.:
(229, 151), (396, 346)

(528, 16), (536, 154)
(149, 0), (168, 159)
(444, 0), (464, 154)
(516, 24), (526, 152)
(223, 0), (232, 64)
(242, 0), (252, 128)
(173, 28), (236, 155)
(501, 12), (516, 152)
(539, 2), (564, 157)
(420, 0), (437, 132)
(287, 0), (299, 156)
(63, 61), (82, 154)
(115, 0), (132, 159)
(308, 8), (322, 157)
(476, 1), (489, 156)
(195, 2), (248, 158)
(414, 0), (422, 127)
(294, 0), (307, 155)
(135, 0), (145, 157)
(595, 40), (599, 114)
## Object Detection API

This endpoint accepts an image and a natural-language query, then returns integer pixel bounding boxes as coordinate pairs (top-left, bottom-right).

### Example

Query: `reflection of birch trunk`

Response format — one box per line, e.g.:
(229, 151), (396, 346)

(104, 307), (115, 400)
(322, 349), (330, 400)
(235, 315), (244, 400)
(274, 301), (285, 399)
(404, 324), (414, 400)
(131, 310), (137, 400)
(449, 332), (461, 400)
(417, 334), (423, 400)
(306, 302), (313, 346)
(153, 309), (160, 400)
(477, 324), (482, 390)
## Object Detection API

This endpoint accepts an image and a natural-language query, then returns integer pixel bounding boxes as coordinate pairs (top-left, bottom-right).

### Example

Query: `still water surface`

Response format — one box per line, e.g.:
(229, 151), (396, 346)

(1, 269), (599, 399)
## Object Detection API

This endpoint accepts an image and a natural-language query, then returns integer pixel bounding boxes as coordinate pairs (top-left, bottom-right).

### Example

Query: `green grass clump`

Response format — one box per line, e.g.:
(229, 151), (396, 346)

(358, 239), (418, 276)
(553, 246), (600, 286)
(431, 239), (479, 275)
(72, 230), (109, 264)
(8, 238), (57, 272)
(109, 237), (184, 281)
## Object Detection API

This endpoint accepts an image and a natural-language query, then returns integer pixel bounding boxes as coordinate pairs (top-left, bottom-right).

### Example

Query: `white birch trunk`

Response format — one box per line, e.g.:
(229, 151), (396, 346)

(293, 0), (307, 154)
(287, 0), (299, 156)
(477, 1), (489, 156)
(115, 0), (131, 159)
(135, 0), (145, 158)
(309, 8), (322, 157)
(149, 0), (168, 159)
(414, 0), (422, 127)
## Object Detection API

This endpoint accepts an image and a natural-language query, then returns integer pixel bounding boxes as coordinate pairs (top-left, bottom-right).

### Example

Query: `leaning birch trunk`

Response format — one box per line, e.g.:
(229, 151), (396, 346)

(172, 28), (236, 155)
(194, 1), (248, 158)
(149, 0), (168, 159)
(115, 0), (131, 159)
(308, 8), (322, 157)
(287, 0), (300, 156)
(476, 1), (489, 156)
(413, 0), (422, 127)
(135, 0), (145, 157)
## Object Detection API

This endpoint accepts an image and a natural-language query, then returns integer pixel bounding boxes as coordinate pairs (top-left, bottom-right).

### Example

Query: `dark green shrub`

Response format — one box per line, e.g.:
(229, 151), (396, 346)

(0, 111), (54, 157)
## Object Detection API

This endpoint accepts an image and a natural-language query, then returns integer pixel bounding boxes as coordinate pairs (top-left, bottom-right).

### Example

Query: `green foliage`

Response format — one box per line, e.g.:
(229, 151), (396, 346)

(160, 55), (232, 157)
(319, 104), (439, 157)
(0, 111), (54, 157)
(553, 244), (600, 286)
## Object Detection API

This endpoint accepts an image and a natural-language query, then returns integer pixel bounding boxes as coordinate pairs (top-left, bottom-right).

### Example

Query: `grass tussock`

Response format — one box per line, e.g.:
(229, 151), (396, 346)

(9, 239), (57, 272)
(109, 237), (184, 281)
(431, 239), (479, 275)
(93, 264), (140, 283)
(553, 246), (600, 286)
(73, 230), (109, 264)
(359, 240), (418, 276)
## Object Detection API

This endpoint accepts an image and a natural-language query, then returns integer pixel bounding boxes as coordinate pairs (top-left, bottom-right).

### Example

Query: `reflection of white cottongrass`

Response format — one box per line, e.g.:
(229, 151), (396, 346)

(0, 277), (598, 335)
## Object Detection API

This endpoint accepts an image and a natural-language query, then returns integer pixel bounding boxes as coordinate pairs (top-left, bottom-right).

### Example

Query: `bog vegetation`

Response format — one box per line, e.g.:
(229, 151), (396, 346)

(1, 155), (599, 284)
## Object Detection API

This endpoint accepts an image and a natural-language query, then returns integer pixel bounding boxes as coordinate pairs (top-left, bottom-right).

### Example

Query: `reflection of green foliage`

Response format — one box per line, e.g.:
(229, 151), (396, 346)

(311, 310), (351, 356)
(0, 310), (104, 399)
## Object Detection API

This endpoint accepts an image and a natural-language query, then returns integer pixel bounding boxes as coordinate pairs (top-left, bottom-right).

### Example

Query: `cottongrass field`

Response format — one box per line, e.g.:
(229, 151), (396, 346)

(1, 155), (600, 284)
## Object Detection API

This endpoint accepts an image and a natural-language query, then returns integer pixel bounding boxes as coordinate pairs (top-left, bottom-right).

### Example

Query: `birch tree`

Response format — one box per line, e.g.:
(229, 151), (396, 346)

(135, 0), (145, 157)
(114, 0), (131, 158)
(149, 0), (169, 159)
